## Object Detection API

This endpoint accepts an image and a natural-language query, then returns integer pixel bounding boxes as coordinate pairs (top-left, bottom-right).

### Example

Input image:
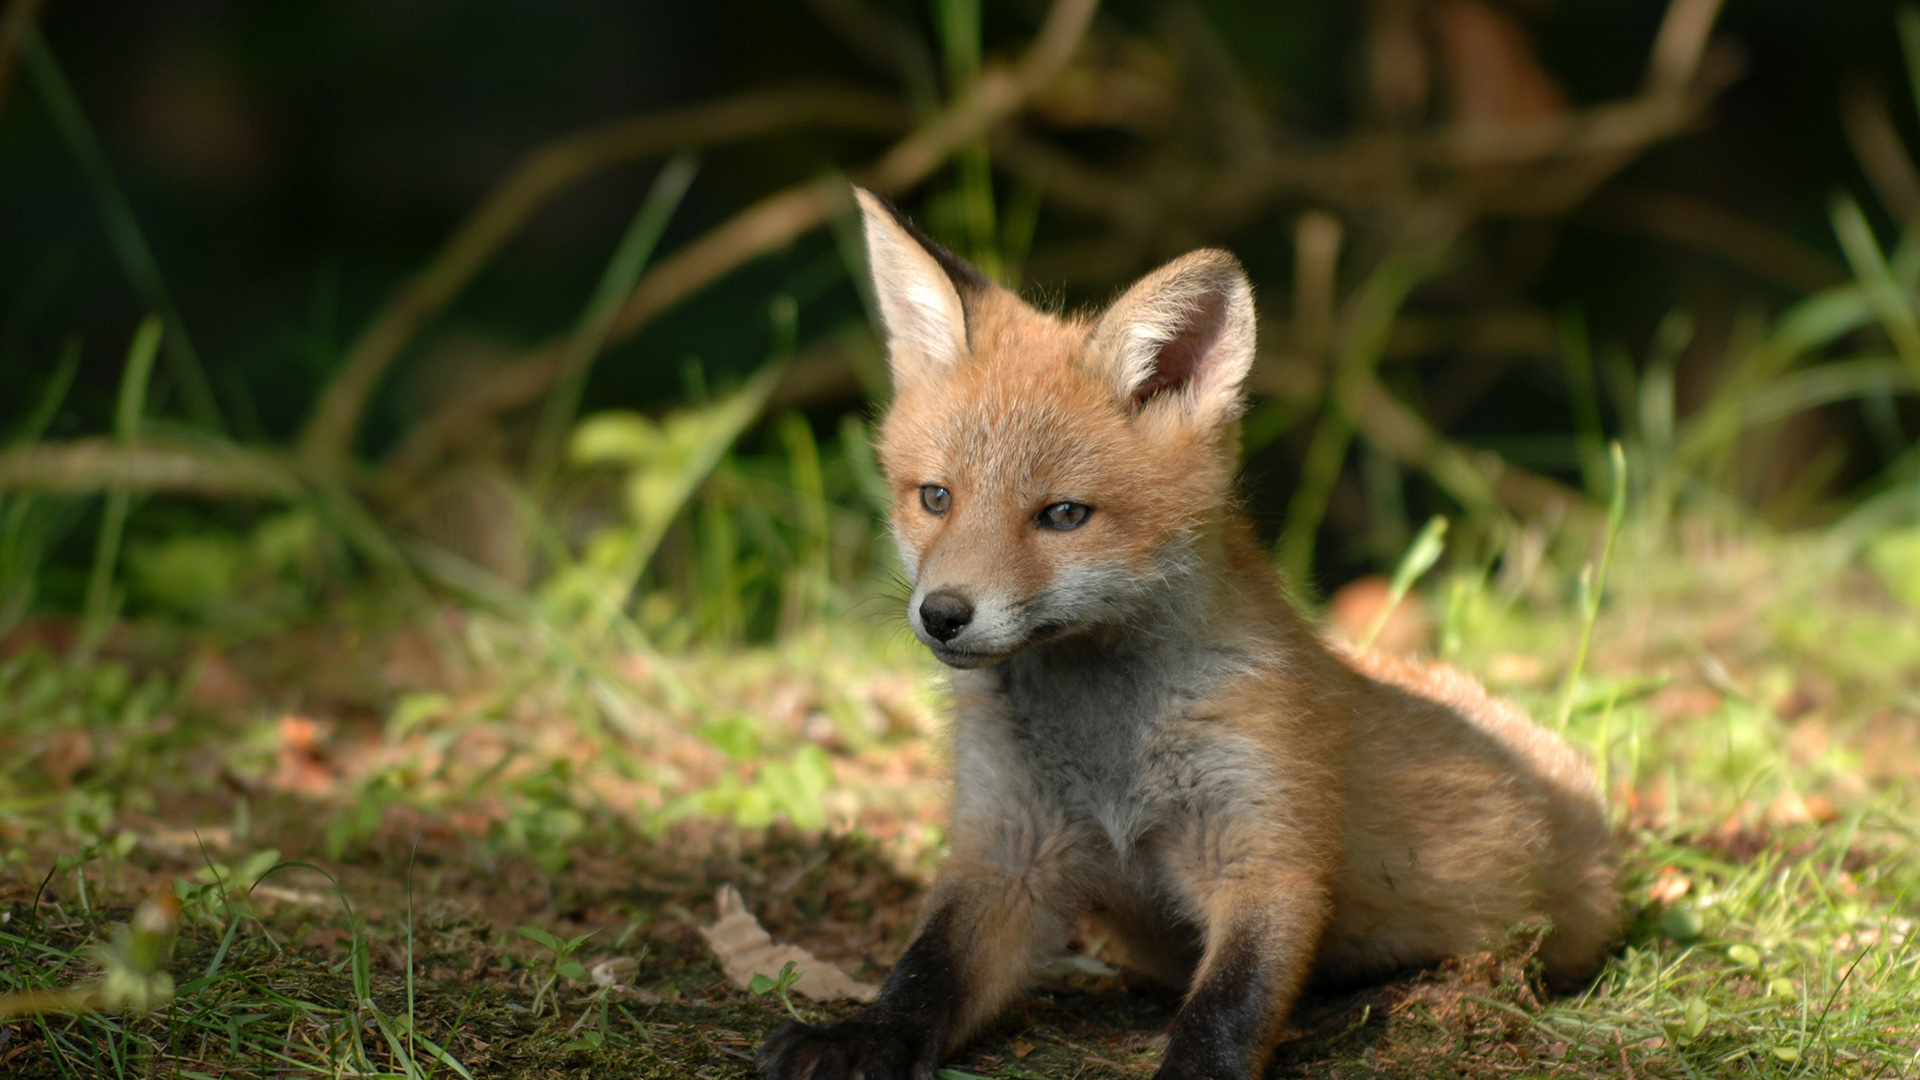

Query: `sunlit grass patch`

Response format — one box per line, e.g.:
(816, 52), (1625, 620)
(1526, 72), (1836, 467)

(7, 512), (1916, 1077)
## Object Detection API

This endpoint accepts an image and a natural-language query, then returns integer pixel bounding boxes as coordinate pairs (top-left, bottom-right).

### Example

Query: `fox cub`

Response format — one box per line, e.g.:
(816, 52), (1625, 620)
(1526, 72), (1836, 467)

(757, 189), (1618, 1080)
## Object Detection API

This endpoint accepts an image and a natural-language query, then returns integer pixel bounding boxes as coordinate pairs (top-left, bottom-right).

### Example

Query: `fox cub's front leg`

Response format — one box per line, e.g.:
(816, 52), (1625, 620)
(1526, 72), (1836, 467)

(757, 817), (1090, 1080)
(1153, 819), (1334, 1080)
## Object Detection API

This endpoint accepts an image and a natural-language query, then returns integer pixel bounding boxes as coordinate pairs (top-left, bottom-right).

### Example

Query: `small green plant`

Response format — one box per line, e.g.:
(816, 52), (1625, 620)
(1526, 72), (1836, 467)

(173, 845), (281, 928)
(493, 763), (589, 873)
(517, 924), (597, 1019)
(1361, 514), (1448, 650)
(749, 959), (805, 1022)
(1556, 441), (1628, 731)
(0, 890), (179, 1019)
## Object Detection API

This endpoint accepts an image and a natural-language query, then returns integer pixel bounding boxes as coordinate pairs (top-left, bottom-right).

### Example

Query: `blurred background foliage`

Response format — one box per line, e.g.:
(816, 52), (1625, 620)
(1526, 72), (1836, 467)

(4, 5), (1920, 1074)
(0, 0), (1917, 635)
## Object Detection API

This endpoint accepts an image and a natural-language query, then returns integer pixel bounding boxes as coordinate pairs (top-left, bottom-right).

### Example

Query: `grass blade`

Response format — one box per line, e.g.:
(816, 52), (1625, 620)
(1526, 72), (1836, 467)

(1278, 239), (1454, 592)
(18, 24), (224, 432)
(1899, 5), (1920, 152)
(0, 337), (82, 633)
(579, 363), (786, 632)
(1555, 442), (1627, 730)
(1831, 194), (1920, 385)
(526, 152), (700, 495)
(1560, 309), (1609, 497)
(934, 0), (999, 280)
(1361, 514), (1447, 650)
(75, 315), (162, 662)
(7, 336), (80, 448)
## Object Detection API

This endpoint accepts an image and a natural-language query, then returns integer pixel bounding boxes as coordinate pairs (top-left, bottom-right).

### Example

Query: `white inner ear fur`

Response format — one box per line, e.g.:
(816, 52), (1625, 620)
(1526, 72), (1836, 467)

(854, 188), (968, 390)
(1089, 250), (1257, 428)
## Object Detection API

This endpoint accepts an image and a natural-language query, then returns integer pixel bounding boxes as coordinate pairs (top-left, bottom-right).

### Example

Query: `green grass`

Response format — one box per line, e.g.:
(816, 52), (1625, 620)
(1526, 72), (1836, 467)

(0, 506), (1915, 1078)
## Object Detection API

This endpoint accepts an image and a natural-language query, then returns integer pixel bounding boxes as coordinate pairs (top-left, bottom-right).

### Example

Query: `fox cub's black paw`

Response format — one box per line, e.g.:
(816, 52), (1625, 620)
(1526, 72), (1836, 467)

(1154, 1042), (1251, 1080)
(755, 1018), (936, 1080)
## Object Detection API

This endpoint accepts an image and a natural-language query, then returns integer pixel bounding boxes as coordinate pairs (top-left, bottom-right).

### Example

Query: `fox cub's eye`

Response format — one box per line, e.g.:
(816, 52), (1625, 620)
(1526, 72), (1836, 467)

(919, 485), (951, 515)
(1039, 502), (1092, 531)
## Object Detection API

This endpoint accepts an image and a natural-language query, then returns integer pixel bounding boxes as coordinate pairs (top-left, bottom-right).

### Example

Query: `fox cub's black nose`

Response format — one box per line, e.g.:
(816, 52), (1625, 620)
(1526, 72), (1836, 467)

(919, 591), (974, 642)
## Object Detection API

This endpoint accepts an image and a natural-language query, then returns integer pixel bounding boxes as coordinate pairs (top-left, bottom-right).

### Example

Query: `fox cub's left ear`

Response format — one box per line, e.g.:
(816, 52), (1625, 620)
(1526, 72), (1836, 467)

(852, 187), (990, 393)
(1087, 249), (1256, 429)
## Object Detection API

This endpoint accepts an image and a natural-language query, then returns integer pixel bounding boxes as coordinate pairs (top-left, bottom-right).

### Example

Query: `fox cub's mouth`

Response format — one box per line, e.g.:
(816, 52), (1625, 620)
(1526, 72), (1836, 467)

(924, 642), (1005, 669)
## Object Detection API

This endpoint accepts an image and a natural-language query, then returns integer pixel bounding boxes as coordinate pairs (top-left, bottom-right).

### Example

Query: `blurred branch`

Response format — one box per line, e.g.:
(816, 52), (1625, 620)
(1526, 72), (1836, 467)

(1384, 308), (1556, 360)
(1292, 211), (1343, 359)
(1279, 233), (1458, 582)
(1357, 382), (1585, 526)
(0, 436), (301, 498)
(379, 182), (843, 489)
(1244, 353), (1583, 525)
(379, 0), (1102, 490)
(1584, 189), (1847, 294)
(297, 86), (911, 468)
(863, 0), (1100, 192)
(0, 0), (46, 122)
(1841, 77), (1920, 226)
(804, 0), (938, 110)
(1000, 20), (1737, 287)
(1645, 0), (1727, 94)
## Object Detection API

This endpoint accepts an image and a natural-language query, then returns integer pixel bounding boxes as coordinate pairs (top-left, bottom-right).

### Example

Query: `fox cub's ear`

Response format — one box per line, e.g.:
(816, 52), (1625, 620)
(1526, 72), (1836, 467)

(1087, 249), (1256, 428)
(853, 187), (986, 391)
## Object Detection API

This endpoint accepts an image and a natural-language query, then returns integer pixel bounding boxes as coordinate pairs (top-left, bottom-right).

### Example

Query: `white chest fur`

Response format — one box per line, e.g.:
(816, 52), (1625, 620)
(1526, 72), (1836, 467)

(951, 633), (1257, 857)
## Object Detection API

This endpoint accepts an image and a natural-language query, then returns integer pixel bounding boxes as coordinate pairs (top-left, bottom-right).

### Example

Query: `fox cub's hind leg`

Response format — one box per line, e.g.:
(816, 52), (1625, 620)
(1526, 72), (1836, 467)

(756, 815), (1093, 1080)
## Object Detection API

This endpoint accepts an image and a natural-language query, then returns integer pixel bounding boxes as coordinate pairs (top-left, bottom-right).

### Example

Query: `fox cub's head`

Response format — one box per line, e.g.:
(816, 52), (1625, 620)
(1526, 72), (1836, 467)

(856, 188), (1256, 668)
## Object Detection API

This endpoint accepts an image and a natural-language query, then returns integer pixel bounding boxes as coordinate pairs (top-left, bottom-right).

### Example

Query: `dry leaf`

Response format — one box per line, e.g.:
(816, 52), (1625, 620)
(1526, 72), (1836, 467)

(189, 648), (252, 709)
(699, 885), (878, 1003)
(1327, 575), (1433, 656)
(1431, 0), (1565, 131)
(1648, 866), (1691, 905)
(271, 715), (335, 796)
(590, 956), (639, 988)
(42, 730), (94, 788)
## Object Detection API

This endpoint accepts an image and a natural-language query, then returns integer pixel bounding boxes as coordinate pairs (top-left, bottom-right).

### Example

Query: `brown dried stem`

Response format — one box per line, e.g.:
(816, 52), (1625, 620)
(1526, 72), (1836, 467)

(1645, 0), (1727, 94)
(297, 86), (910, 468)
(378, 0), (1101, 490)
(0, 436), (301, 498)
(1841, 78), (1920, 226)
(1242, 354), (1583, 527)
(1585, 189), (1846, 294)
(0, 0), (46, 121)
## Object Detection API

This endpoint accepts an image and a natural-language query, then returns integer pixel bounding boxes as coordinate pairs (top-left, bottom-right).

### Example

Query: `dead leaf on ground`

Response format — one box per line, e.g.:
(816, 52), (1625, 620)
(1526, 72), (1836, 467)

(189, 648), (253, 709)
(42, 730), (94, 788)
(590, 956), (639, 987)
(699, 885), (878, 1003)
(271, 715), (335, 796)
(1327, 575), (1432, 656)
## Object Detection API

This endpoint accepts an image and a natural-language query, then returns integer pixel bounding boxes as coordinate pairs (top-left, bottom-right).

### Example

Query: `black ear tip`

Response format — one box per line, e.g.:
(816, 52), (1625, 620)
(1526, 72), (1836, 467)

(853, 187), (906, 224)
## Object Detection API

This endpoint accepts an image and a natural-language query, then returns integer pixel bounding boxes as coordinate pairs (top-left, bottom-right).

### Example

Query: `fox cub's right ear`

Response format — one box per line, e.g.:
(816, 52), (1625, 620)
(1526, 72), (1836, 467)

(1086, 249), (1256, 430)
(853, 187), (985, 391)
